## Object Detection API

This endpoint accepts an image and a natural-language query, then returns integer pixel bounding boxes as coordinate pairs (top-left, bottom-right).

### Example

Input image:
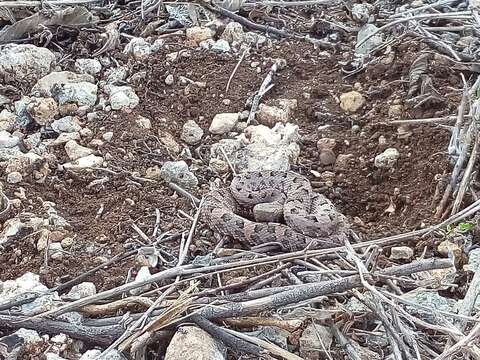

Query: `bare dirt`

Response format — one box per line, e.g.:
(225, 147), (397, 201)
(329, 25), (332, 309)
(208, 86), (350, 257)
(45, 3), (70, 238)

(0, 36), (461, 296)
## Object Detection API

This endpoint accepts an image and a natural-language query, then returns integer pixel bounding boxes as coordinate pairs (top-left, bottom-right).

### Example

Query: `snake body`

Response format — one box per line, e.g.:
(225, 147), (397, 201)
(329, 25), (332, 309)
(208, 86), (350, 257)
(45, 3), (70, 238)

(202, 171), (348, 250)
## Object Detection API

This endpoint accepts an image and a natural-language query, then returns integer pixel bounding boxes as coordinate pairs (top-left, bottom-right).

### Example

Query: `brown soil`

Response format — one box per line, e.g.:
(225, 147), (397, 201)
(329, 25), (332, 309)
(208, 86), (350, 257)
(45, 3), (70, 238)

(0, 37), (461, 295)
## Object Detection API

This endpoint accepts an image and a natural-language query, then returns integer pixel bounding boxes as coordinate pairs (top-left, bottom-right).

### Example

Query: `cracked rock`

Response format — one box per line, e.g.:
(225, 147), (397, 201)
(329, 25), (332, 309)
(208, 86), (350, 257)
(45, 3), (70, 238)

(64, 140), (94, 161)
(0, 44), (55, 83)
(209, 113), (239, 134)
(105, 85), (139, 110)
(160, 161), (198, 189)
(181, 120), (204, 145)
(374, 148), (400, 169)
(26, 97), (58, 126)
(74, 58), (102, 76)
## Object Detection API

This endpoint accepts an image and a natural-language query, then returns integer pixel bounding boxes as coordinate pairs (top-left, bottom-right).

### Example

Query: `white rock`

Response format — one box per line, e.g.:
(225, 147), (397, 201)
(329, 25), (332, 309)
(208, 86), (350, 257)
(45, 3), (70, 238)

(186, 26), (214, 43)
(257, 100), (297, 127)
(0, 130), (19, 148)
(165, 74), (174, 85)
(130, 266), (152, 296)
(212, 39), (231, 52)
(402, 289), (456, 321)
(340, 91), (365, 113)
(32, 71), (94, 97)
(220, 22), (245, 43)
(52, 132), (81, 145)
(102, 131), (114, 141)
(0, 109), (16, 131)
(5, 152), (41, 174)
(165, 326), (226, 360)
(54, 82), (98, 107)
(356, 24), (383, 54)
(105, 66), (129, 84)
(14, 328), (43, 343)
(26, 97), (58, 126)
(51, 116), (82, 133)
(466, 248), (480, 272)
(351, 3), (373, 24)
(135, 116), (152, 129)
(80, 349), (127, 360)
(67, 282), (97, 300)
(181, 120), (204, 145)
(244, 32), (267, 46)
(374, 148), (400, 169)
(45, 353), (67, 360)
(0, 272), (60, 315)
(48, 242), (64, 260)
(6, 171), (22, 184)
(105, 85), (139, 110)
(61, 237), (74, 248)
(160, 161), (198, 189)
(124, 37), (152, 60)
(210, 123), (300, 172)
(0, 44), (55, 82)
(151, 39), (165, 52)
(209, 113), (239, 134)
(390, 246), (414, 260)
(62, 154), (104, 169)
(65, 140), (93, 161)
(74, 58), (102, 76)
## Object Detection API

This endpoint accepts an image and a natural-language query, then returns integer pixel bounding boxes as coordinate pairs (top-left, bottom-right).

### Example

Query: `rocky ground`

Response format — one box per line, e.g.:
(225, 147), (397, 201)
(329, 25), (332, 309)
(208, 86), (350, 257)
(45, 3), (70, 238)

(1, 1), (480, 359)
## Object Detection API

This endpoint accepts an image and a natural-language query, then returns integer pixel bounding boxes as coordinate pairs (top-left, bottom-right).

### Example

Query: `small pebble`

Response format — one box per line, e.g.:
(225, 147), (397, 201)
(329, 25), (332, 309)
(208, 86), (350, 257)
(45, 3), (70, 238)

(102, 131), (114, 141)
(165, 74), (174, 86)
(7, 171), (23, 184)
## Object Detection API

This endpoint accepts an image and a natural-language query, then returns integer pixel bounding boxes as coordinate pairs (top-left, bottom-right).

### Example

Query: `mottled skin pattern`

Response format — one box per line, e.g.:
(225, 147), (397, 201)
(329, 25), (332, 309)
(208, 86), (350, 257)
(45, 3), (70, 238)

(202, 171), (349, 250)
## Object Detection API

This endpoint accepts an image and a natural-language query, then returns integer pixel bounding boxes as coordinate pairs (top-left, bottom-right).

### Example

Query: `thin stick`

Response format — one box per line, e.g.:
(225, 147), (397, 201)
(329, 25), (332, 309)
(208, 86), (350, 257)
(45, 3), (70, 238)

(0, 0), (98, 6)
(226, 47), (249, 94)
(452, 136), (478, 214)
(244, 0), (341, 6)
(168, 182), (201, 205)
(23, 227), (432, 319)
(224, 327), (304, 360)
(247, 59), (282, 125)
(356, 12), (472, 52)
(390, 115), (465, 125)
(178, 198), (204, 266)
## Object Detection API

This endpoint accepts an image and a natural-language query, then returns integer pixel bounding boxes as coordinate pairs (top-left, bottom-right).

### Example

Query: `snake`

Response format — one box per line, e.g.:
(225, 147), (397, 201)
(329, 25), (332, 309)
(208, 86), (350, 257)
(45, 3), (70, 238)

(202, 171), (349, 251)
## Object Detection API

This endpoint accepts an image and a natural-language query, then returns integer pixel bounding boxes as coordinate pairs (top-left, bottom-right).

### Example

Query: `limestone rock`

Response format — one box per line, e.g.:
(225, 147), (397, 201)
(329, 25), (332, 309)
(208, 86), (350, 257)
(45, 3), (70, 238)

(0, 44), (55, 82)
(186, 27), (214, 44)
(160, 161), (198, 189)
(105, 85), (139, 110)
(220, 22), (245, 43)
(74, 58), (102, 76)
(340, 91), (365, 113)
(209, 113), (239, 134)
(257, 99), (297, 127)
(51, 116), (82, 133)
(66, 282), (97, 300)
(64, 140), (93, 161)
(0, 109), (16, 131)
(26, 97), (58, 126)
(165, 326), (226, 360)
(62, 154), (104, 169)
(374, 148), (400, 169)
(32, 71), (94, 97)
(53, 81), (98, 107)
(181, 120), (204, 145)
(390, 246), (414, 260)
(135, 115), (152, 129)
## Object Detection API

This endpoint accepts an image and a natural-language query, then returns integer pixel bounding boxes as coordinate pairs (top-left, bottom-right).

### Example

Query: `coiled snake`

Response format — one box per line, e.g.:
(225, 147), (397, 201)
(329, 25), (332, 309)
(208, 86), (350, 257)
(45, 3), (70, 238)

(202, 171), (349, 250)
